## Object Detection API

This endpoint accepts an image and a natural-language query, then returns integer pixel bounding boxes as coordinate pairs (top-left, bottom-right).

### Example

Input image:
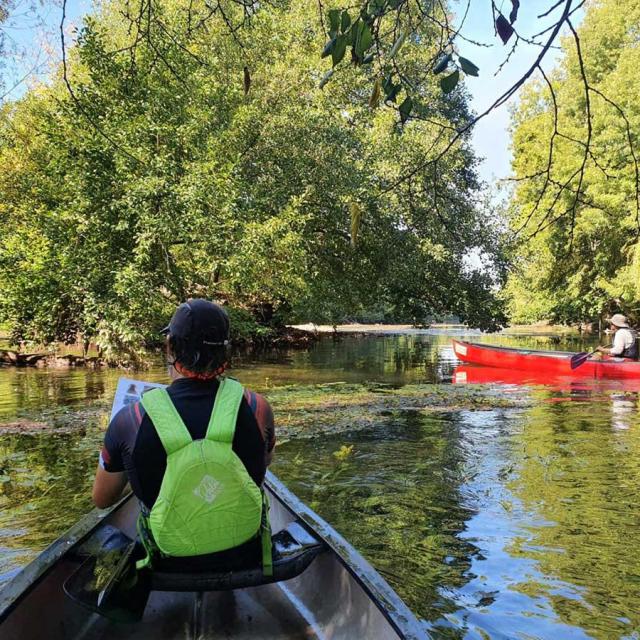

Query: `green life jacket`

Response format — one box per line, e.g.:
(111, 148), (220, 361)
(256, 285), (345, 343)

(136, 377), (271, 574)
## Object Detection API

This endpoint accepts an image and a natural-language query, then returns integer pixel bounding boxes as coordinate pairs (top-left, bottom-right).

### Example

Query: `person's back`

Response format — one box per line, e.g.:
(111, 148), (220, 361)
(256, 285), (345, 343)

(92, 299), (275, 570)
(598, 314), (638, 360)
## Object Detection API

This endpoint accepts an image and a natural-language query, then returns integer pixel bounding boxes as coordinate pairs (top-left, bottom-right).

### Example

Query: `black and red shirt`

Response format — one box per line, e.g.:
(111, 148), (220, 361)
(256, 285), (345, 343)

(100, 377), (275, 510)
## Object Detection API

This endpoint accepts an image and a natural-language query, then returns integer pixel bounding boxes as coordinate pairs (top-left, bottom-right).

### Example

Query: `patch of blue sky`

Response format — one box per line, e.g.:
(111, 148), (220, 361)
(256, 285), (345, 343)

(451, 0), (583, 184)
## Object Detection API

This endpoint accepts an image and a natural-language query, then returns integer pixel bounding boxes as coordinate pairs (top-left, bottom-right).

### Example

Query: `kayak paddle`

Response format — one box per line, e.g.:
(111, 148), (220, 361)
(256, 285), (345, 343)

(570, 344), (609, 369)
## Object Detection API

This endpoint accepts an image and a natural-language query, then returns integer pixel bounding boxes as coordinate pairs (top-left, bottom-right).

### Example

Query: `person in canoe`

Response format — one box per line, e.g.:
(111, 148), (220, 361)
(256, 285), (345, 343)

(596, 313), (638, 359)
(92, 299), (276, 572)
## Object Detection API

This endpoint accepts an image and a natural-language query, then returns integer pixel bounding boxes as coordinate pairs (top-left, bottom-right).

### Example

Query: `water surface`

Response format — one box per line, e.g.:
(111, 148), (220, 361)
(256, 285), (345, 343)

(2, 331), (639, 639)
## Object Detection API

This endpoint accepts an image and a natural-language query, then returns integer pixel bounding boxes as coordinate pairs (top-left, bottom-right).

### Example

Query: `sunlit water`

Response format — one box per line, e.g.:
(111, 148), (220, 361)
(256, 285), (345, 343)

(2, 330), (640, 639)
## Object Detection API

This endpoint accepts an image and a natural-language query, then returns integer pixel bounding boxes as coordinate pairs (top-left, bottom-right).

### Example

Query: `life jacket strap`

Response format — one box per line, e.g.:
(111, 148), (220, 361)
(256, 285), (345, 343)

(140, 389), (192, 455)
(135, 512), (159, 571)
(260, 491), (273, 578)
(205, 378), (244, 444)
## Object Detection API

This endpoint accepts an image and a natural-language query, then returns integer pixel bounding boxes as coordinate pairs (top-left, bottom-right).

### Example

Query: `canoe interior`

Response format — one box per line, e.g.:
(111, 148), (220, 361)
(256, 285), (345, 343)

(456, 341), (577, 359)
(0, 473), (426, 640)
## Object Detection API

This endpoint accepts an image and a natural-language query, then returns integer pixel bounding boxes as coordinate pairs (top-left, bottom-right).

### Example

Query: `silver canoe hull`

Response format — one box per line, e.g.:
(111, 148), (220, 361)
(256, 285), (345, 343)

(0, 472), (427, 639)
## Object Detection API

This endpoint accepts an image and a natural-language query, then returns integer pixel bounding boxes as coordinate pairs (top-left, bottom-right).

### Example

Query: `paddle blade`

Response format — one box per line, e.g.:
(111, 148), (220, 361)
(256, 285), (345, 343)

(570, 352), (590, 369)
(64, 531), (149, 622)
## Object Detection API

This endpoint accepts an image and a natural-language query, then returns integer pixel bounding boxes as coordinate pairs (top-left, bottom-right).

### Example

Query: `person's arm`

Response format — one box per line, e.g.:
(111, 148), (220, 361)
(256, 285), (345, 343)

(605, 331), (626, 356)
(92, 465), (128, 509)
(92, 404), (136, 508)
(245, 390), (276, 466)
(263, 400), (275, 466)
(596, 331), (621, 355)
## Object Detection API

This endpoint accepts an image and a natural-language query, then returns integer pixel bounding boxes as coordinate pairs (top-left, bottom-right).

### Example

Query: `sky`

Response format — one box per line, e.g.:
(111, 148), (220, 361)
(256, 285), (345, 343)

(451, 0), (575, 183)
(0, 0), (577, 184)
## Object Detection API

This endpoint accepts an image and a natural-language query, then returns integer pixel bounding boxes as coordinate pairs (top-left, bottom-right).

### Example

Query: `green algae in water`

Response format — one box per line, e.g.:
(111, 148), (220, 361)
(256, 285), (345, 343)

(273, 396), (640, 640)
(3, 332), (640, 640)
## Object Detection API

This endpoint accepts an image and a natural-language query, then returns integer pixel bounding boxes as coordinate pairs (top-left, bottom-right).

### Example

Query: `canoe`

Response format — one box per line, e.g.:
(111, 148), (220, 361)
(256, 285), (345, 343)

(0, 472), (427, 640)
(452, 339), (640, 379)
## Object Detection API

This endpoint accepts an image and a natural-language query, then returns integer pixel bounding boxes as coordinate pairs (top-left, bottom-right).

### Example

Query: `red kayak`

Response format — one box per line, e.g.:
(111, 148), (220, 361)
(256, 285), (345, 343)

(452, 339), (640, 379)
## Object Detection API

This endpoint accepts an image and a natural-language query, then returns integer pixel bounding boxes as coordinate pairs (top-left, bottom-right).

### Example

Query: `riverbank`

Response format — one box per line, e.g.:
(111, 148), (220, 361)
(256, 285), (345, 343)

(291, 321), (583, 336)
(0, 326), (319, 369)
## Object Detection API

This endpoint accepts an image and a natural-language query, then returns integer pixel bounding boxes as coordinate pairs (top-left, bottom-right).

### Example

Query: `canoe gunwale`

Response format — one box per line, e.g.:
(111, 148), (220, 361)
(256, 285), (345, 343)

(453, 340), (576, 359)
(265, 472), (426, 639)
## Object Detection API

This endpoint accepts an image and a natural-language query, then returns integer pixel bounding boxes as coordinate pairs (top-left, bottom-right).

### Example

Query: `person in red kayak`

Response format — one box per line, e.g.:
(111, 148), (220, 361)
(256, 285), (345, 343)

(596, 314), (638, 359)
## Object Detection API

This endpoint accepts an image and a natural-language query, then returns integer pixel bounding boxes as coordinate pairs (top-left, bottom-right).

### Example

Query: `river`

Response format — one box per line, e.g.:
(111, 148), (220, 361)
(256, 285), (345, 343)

(1, 329), (639, 639)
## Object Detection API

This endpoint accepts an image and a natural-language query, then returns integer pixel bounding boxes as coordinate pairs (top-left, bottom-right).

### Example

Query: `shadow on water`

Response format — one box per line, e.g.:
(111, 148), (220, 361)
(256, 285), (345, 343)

(2, 331), (640, 639)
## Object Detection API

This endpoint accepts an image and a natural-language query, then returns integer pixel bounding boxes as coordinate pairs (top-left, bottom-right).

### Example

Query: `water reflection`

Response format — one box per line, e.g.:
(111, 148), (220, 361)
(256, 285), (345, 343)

(2, 332), (640, 640)
(504, 397), (640, 639)
(0, 428), (102, 575)
(274, 390), (640, 639)
(0, 365), (170, 421)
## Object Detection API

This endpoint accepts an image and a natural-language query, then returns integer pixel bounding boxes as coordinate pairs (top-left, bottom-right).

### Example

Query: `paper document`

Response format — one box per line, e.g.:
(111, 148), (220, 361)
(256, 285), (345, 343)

(110, 377), (167, 421)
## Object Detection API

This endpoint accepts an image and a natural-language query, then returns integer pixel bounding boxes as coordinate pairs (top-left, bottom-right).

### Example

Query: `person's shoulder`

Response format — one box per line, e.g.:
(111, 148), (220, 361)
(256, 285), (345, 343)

(243, 388), (273, 416)
(108, 400), (145, 434)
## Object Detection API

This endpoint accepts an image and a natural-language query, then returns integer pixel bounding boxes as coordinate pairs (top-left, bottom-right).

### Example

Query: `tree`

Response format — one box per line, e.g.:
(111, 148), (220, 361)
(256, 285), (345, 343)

(0, 0), (504, 357)
(505, 0), (640, 325)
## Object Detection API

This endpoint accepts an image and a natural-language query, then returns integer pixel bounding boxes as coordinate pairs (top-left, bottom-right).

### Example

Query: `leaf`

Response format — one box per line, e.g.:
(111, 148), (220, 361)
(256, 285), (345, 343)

(321, 37), (336, 59)
(369, 77), (381, 109)
(370, 0), (387, 15)
(354, 20), (373, 59)
(440, 69), (459, 94)
(433, 53), (452, 75)
(328, 9), (340, 37)
(496, 14), (514, 44)
(333, 444), (354, 460)
(350, 203), (363, 247)
(319, 68), (334, 89)
(340, 10), (351, 32)
(361, 22), (373, 53)
(388, 31), (406, 59)
(399, 95), (413, 124)
(332, 35), (347, 66)
(362, 53), (375, 64)
(459, 56), (479, 77)
(509, 0), (520, 24)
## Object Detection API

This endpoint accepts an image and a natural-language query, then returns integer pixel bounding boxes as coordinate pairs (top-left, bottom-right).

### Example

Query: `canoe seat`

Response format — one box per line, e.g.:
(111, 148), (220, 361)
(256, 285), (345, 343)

(150, 521), (325, 591)
(64, 520), (326, 621)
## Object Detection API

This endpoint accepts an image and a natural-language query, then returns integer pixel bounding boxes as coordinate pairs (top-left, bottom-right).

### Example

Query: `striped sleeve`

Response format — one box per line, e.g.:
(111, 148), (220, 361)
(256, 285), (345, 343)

(244, 389), (276, 452)
(100, 401), (144, 472)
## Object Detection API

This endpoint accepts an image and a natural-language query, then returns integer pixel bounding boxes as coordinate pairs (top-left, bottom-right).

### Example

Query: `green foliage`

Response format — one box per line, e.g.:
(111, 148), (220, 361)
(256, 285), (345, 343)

(506, 0), (640, 325)
(0, 0), (504, 356)
(225, 307), (274, 343)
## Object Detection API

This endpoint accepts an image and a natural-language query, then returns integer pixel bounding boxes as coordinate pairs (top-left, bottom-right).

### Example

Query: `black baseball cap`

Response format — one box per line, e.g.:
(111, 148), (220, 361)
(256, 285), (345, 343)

(161, 299), (230, 346)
